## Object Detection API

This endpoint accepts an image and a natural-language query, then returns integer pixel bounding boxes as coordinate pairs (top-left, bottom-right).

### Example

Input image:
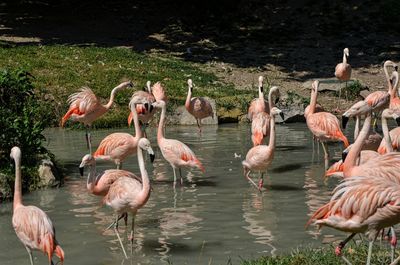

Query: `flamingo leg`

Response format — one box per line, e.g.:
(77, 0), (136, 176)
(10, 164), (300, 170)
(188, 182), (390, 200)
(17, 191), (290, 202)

(321, 142), (329, 170)
(196, 119), (202, 133)
(86, 126), (92, 154)
(129, 217), (135, 254)
(25, 246), (34, 265)
(172, 167), (177, 189)
(391, 226), (397, 262)
(335, 233), (356, 256)
(245, 170), (259, 190)
(113, 215), (128, 259)
(366, 240), (374, 265)
(105, 213), (127, 231)
(258, 172), (264, 191)
(179, 168), (183, 185)
(117, 162), (122, 170)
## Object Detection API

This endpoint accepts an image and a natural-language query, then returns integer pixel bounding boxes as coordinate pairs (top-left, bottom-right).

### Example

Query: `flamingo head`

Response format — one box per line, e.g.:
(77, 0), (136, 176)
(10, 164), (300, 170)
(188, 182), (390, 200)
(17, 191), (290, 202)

(270, 107), (284, 120)
(342, 101), (371, 128)
(79, 154), (95, 176)
(146, 80), (151, 92)
(269, 86), (280, 104)
(151, 100), (166, 110)
(390, 71), (399, 88)
(382, 108), (400, 126)
(344, 48), (349, 57)
(10, 146), (21, 163)
(187, 79), (193, 93)
(384, 60), (398, 71)
(138, 138), (155, 163)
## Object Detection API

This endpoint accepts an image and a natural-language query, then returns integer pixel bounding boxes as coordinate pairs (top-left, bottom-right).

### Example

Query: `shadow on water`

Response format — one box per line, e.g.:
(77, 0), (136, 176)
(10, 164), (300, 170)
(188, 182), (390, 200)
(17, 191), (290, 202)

(271, 163), (303, 173)
(265, 184), (302, 191)
(275, 145), (307, 152)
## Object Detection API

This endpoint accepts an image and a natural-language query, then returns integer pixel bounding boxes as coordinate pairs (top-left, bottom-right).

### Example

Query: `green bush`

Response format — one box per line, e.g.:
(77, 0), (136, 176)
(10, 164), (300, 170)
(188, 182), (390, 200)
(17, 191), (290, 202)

(0, 69), (52, 198)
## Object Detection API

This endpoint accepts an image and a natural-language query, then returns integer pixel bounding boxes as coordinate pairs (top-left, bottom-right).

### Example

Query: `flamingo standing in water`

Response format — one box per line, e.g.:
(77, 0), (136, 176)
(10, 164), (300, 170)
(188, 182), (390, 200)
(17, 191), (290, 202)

(61, 81), (133, 152)
(10, 147), (64, 265)
(251, 86), (280, 146)
(103, 138), (155, 259)
(306, 174), (400, 265)
(334, 47), (351, 104)
(248, 76), (267, 121)
(93, 97), (144, 169)
(152, 100), (205, 185)
(306, 80), (349, 169)
(242, 107), (284, 191)
(185, 79), (214, 133)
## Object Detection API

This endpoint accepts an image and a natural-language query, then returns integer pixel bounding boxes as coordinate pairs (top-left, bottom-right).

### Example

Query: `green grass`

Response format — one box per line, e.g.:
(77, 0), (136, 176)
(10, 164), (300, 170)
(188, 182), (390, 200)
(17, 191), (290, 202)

(242, 242), (396, 265)
(0, 44), (253, 128)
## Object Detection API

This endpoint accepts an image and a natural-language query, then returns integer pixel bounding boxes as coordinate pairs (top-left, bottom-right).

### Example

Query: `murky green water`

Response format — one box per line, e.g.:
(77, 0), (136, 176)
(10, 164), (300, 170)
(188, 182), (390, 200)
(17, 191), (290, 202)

(0, 123), (349, 264)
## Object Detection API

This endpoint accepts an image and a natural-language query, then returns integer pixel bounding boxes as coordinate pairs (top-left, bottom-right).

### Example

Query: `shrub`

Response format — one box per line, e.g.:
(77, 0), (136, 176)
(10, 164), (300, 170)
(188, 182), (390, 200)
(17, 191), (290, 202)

(0, 69), (52, 198)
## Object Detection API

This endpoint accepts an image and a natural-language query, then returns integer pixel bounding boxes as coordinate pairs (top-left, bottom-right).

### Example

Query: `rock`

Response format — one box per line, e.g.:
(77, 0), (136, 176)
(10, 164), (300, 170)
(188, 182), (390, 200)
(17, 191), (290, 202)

(38, 159), (60, 187)
(277, 105), (306, 123)
(169, 97), (218, 125)
(218, 107), (243, 123)
(359, 89), (371, 99)
(303, 78), (364, 92)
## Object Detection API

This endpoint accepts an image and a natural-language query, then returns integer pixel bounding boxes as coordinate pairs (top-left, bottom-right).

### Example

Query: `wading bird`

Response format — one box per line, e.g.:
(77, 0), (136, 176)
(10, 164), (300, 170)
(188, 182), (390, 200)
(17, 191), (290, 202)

(248, 76), (267, 121)
(103, 138), (155, 259)
(334, 47), (351, 104)
(153, 100), (204, 185)
(11, 147), (64, 265)
(61, 81), (133, 153)
(242, 107), (284, 191)
(185, 79), (214, 133)
(306, 80), (349, 169)
(307, 174), (400, 265)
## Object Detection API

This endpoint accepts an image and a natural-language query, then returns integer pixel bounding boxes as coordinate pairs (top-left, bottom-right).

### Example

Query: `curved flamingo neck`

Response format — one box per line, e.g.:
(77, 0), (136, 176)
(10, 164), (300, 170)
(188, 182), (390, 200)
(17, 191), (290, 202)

(105, 84), (125, 109)
(342, 52), (347, 65)
(354, 116), (360, 140)
(137, 145), (150, 204)
(13, 153), (22, 209)
(157, 104), (166, 141)
(384, 62), (392, 90)
(343, 114), (372, 175)
(390, 74), (399, 99)
(268, 114), (276, 150)
(382, 115), (393, 153)
(258, 85), (264, 100)
(268, 87), (277, 111)
(185, 86), (192, 110)
(86, 161), (97, 193)
(308, 87), (318, 115)
(131, 103), (142, 139)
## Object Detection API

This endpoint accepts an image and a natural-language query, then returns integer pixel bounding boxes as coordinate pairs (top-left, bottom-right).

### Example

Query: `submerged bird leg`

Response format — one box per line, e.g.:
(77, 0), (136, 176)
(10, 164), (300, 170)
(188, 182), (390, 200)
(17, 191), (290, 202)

(391, 227), (397, 262)
(25, 246), (34, 265)
(172, 167), (177, 186)
(129, 217), (135, 254)
(245, 170), (259, 190)
(335, 233), (356, 256)
(258, 172), (264, 191)
(320, 142), (329, 170)
(113, 215), (128, 259)
(196, 119), (202, 134)
(117, 162), (121, 170)
(105, 213), (127, 231)
(179, 168), (183, 185)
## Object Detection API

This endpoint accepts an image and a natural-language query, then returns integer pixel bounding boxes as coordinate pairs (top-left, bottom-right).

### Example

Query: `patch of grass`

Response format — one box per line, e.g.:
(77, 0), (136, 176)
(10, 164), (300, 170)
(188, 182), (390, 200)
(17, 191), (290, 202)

(241, 242), (395, 265)
(0, 44), (252, 128)
(286, 90), (310, 107)
(335, 80), (363, 101)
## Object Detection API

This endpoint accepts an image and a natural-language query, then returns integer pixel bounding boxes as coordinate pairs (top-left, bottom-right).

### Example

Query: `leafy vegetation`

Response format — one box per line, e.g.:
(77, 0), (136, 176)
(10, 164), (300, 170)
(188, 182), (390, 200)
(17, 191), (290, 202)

(336, 80), (363, 101)
(241, 242), (395, 265)
(0, 69), (53, 200)
(0, 44), (253, 128)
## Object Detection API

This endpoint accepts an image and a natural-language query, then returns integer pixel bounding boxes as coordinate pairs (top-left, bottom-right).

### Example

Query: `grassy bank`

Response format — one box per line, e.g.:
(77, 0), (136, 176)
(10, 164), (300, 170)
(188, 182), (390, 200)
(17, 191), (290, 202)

(0, 44), (254, 128)
(242, 242), (396, 265)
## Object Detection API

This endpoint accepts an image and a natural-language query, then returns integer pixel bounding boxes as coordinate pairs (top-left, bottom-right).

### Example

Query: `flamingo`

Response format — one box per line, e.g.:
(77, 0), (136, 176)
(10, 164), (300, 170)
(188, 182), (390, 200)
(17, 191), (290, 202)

(389, 70), (400, 110)
(185, 79), (214, 133)
(152, 100), (205, 185)
(151, 81), (168, 103)
(10, 147), (64, 265)
(306, 174), (400, 265)
(306, 80), (349, 169)
(377, 127), (400, 154)
(93, 97), (143, 169)
(61, 80), (133, 153)
(334, 47), (351, 103)
(103, 137), (154, 259)
(248, 76), (267, 121)
(251, 86), (280, 146)
(242, 107), (284, 191)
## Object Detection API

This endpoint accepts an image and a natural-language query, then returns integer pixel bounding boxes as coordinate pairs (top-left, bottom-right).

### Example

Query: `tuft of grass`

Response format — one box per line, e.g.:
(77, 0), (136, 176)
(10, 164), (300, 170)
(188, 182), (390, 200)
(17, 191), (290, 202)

(241, 242), (396, 265)
(336, 80), (363, 100)
(0, 44), (253, 128)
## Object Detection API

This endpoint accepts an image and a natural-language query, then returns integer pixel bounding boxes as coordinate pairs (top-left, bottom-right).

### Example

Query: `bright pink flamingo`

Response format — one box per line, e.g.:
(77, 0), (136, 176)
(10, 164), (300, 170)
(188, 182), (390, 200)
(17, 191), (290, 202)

(153, 100), (204, 185)
(242, 107), (284, 191)
(61, 81), (133, 152)
(103, 138), (154, 258)
(10, 147), (64, 265)
(248, 76), (267, 121)
(378, 127), (400, 154)
(151, 81), (168, 102)
(93, 98), (143, 169)
(334, 47), (351, 103)
(185, 79), (214, 132)
(306, 80), (349, 169)
(389, 70), (400, 110)
(251, 86), (280, 146)
(306, 174), (400, 264)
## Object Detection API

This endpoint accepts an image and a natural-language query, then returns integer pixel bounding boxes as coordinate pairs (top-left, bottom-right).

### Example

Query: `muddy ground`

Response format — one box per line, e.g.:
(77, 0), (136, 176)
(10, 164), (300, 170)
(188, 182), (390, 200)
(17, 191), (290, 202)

(1, 0), (400, 113)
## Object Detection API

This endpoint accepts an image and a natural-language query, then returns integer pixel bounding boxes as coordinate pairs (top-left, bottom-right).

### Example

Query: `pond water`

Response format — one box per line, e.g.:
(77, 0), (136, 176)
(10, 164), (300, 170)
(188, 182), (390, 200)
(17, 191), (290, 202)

(0, 123), (352, 265)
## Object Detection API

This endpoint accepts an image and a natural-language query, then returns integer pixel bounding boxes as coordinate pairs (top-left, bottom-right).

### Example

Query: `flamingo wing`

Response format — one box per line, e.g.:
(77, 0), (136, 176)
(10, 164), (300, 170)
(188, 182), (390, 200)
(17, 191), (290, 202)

(160, 139), (204, 172)
(152, 82), (167, 102)
(307, 112), (348, 145)
(96, 169), (141, 187)
(94, 133), (135, 157)
(67, 87), (100, 113)
(365, 91), (390, 110)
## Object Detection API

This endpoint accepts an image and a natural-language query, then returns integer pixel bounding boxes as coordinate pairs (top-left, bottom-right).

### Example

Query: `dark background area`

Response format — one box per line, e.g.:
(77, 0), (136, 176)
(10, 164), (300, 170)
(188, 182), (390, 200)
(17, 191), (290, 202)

(1, 0), (400, 79)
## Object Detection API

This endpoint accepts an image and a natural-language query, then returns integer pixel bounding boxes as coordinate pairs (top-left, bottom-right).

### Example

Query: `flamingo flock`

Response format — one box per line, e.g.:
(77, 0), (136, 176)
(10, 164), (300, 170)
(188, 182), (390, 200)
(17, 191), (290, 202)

(8, 50), (400, 265)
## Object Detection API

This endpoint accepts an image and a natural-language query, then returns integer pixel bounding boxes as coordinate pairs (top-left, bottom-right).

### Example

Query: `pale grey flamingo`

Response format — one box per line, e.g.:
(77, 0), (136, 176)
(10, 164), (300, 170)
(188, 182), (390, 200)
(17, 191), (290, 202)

(334, 47), (351, 102)
(248, 76), (267, 121)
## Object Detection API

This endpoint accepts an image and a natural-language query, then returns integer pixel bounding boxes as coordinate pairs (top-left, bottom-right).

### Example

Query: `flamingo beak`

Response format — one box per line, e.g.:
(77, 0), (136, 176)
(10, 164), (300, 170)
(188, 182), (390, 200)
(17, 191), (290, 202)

(127, 81), (134, 88)
(144, 103), (149, 112)
(342, 116), (349, 129)
(149, 154), (155, 163)
(275, 97), (280, 104)
(279, 112), (285, 121)
(342, 149), (349, 162)
(79, 166), (84, 177)
(149, 104), (154, 113)
(396, 117), (400, 126)
(260, 86), (264, 93)
(395, 65), (398, 72)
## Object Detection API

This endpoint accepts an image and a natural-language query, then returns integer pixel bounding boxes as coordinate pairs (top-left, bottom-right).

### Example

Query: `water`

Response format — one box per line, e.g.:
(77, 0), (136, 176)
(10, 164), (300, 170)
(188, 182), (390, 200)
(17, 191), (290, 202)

(0, 123), (348, 264)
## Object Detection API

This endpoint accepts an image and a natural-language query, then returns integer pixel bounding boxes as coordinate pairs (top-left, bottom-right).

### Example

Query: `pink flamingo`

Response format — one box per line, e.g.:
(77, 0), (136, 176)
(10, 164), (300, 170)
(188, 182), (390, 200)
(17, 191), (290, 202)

(334, 48), (351, 102)
(93, 98), (143, 169)
(61, 81), (133, 152)
(389, 70), (400, 110)
(151, 81), (168, 102)
(242, 107), (284, 191)
(378, 127), (400, 154)
(248, 76), (267, 121)
(185, 79), (214, 132)
(306, 174), (400, 265)
(10, 147), (64, 265)
(152, 100), (205, 185)
(103, 137), (154, 258)
(251, 86), (280, 146)
(306, 80), (349, 169)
